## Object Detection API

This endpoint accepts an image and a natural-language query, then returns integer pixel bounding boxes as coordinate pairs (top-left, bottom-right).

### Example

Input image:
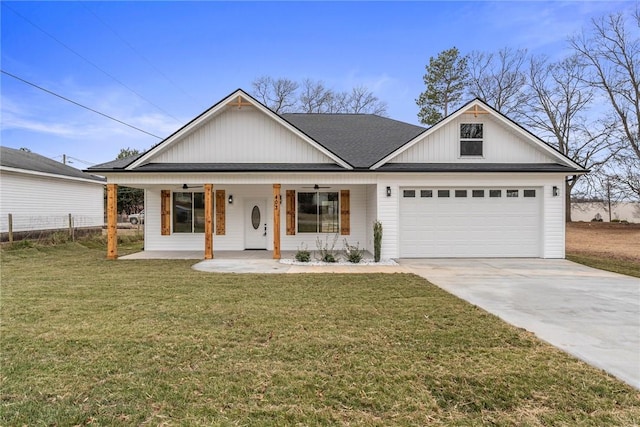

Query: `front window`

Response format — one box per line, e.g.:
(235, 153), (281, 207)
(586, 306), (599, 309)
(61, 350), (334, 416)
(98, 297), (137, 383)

(460, 123), (483, 156)
(297, 191), (339, 233)
(173, 192), (205, 233)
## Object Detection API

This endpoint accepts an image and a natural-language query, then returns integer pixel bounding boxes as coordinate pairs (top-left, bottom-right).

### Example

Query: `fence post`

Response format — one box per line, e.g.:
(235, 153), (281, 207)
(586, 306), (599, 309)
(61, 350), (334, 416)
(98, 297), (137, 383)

(68, 213), (75, 241)
(8, 213), (13, 244)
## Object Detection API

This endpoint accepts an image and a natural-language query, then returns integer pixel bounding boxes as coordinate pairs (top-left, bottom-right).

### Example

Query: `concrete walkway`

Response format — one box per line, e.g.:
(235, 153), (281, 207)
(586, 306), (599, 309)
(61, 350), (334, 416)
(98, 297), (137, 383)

(399, 258), (640, 390)
(191, 258), (407, 274)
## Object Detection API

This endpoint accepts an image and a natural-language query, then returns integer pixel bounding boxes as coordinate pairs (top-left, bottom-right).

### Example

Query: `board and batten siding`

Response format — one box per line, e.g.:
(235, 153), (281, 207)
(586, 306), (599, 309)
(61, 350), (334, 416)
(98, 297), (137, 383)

(144, 185), (368, 252)
(542, 181), (566, 258)
(390, 114), (552, 164)
(376, 174), (567, 259)
(0, 171), (104, 232)
(151, 108), (334, 164)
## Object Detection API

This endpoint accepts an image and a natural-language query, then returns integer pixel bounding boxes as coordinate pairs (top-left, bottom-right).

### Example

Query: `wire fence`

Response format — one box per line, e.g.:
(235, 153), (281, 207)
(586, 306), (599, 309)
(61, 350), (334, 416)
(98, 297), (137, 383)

(0, 214), (107, 243)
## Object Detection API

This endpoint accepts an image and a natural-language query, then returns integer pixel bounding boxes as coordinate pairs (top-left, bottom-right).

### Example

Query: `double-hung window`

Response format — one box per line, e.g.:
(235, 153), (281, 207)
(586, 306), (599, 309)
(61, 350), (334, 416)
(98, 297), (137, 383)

(297, 191), (339, 233)
(173, 192), (205, 233)
(460, 123), (483, 156)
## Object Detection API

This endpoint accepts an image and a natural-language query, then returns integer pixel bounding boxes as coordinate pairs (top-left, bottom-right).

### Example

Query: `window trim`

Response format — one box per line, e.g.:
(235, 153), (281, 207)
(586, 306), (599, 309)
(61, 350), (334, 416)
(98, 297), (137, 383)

(172, 191), (206, 233)
(459, 123), (484, 157)
(296, 190), (340, 234)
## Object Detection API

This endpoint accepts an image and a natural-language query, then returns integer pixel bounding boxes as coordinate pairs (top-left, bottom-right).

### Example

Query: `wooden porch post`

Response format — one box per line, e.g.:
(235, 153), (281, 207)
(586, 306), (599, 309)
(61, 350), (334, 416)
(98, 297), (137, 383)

(273, 184), (281, 259)
(204, 184), (214, 259)
(107, 183), (118, 260)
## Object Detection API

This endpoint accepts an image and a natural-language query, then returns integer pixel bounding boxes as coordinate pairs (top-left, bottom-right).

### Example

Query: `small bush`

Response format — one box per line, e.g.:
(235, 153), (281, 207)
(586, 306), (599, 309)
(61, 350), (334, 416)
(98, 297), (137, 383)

(322, 253), (336, 263)
(344, 239), (364, 263)
(295, 243), (311, 262)
(316, 234), (339, 263)
(611, 219), (620, 223)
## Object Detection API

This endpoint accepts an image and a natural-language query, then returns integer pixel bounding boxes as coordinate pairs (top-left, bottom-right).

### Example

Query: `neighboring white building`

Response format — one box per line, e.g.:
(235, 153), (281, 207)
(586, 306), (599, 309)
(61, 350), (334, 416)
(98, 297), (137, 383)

(0, 147), (105, 238)
(572, 201), (640, 223)
(89, 89), (586, 259)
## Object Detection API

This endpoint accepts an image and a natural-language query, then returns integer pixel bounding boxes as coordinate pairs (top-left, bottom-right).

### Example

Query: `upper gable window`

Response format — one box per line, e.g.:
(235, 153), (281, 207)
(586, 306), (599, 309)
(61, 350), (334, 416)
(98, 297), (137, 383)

(460, 123), (483, 157)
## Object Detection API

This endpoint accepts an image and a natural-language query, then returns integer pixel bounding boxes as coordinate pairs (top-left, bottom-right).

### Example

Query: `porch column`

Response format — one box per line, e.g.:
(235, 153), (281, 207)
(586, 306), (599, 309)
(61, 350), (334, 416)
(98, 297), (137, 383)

(273, 184), (281, 259)
(204, 184), (214, 259)
(106, 183), (118, 260)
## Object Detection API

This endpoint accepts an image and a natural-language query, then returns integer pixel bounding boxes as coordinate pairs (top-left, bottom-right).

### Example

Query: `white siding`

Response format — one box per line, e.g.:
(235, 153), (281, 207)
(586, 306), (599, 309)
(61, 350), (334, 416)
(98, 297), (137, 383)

(376, 183), (399, 260)
(391, 114), (552, 164)
(365, 184), (377, 252)
(543, 181), (566, 258)
(0, 171), (104, 232)
(144, 185), (368, 253)
(151, 107), (334, 164)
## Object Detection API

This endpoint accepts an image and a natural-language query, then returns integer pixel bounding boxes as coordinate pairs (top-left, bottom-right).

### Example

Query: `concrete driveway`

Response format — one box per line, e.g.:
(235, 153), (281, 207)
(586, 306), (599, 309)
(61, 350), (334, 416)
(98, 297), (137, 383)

(399, 258), (640, 389)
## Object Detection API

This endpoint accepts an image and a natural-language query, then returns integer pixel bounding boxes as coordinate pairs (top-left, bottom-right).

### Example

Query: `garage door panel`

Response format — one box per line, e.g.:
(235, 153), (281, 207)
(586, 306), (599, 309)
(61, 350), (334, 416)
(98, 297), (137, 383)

(400, 187), (541, 258)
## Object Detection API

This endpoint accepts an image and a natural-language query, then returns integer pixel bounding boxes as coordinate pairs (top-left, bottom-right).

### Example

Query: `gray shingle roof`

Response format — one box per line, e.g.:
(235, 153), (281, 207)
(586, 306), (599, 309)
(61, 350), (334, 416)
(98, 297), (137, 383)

(1, 146), (105, 182)
(281, 114), (426, 168)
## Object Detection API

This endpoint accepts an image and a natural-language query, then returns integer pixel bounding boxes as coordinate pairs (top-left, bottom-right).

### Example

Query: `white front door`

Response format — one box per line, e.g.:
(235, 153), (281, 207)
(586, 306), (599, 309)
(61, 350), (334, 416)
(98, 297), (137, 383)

(245, 199), (268, 249)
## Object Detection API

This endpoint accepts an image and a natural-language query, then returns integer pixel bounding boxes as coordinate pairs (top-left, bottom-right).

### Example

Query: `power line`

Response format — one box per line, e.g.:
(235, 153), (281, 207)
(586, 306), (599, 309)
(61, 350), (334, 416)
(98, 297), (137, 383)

(81, 2), (199, 105)
(2, 2), (183, 124)
(2, 69), (163, 139)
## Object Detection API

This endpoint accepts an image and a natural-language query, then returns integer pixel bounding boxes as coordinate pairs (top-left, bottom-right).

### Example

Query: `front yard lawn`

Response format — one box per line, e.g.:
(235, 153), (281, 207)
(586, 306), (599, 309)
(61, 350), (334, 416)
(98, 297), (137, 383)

(2, 241), (639, 425)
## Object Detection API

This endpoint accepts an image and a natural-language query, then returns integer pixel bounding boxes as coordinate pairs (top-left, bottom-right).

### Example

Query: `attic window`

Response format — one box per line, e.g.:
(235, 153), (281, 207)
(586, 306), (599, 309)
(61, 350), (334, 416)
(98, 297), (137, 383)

(460, 123), (483, 156)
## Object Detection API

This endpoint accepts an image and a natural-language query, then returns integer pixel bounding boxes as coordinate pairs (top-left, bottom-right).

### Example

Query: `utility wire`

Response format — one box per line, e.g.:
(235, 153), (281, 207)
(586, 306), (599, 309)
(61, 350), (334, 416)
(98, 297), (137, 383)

(3, 2), (183, 123)
(2, 69), (163, 139)
(81, 2), (199, 105)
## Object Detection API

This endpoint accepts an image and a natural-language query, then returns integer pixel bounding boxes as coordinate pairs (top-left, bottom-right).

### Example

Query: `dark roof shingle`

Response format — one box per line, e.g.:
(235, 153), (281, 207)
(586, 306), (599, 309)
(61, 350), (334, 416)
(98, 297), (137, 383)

(281, 114), (426, 168)
(1, 146), (105, 182)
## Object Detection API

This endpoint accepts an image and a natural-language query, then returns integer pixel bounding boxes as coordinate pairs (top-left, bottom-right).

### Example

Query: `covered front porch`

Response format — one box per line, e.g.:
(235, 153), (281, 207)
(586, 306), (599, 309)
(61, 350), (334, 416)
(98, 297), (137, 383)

(106, 182), (379, 260)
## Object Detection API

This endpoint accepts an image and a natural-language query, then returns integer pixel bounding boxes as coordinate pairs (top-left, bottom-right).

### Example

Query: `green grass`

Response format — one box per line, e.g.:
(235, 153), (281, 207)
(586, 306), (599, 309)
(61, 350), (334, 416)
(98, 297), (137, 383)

(2, 242), (639, 426)
(567, 253), (640, 278)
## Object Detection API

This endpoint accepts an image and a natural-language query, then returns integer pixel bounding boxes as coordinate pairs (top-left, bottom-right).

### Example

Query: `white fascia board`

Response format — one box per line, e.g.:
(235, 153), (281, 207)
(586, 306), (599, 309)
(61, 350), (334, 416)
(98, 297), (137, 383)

(0, 166), (105, 185)
(127, 89), (352, 170)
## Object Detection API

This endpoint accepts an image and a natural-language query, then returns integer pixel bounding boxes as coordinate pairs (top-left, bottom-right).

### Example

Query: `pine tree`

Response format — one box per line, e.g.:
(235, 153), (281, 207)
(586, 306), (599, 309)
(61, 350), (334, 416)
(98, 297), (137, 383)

(416, 47), (469, 125)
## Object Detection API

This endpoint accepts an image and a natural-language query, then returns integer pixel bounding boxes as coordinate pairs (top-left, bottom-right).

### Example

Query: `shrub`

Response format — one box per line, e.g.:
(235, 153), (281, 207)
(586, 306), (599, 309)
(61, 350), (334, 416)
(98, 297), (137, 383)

(295, 243), (311, 262)
(316, 234), (339, 263)
(343, 239), (364, 263)
(373, 220), (383, 262)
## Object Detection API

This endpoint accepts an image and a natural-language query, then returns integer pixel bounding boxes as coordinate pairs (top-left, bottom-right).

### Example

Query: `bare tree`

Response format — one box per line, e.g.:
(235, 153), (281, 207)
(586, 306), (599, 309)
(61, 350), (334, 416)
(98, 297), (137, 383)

(570, 10), (640, 199)
(466, 47), (530, 120)
(525, 55), (619, 221)
(344, 85), (388, 115)
(251, 76), (299, 113)
(251, 77), (388, 115)
(298, 79), (333, 113)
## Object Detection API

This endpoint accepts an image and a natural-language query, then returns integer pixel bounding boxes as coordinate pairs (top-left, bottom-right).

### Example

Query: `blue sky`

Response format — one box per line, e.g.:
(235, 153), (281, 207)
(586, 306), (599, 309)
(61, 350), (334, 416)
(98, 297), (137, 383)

(0, 1), (627, 167)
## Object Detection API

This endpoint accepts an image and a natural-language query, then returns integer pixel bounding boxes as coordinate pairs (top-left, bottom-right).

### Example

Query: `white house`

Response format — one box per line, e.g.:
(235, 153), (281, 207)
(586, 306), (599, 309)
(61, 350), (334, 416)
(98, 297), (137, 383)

(88, 89), (586, 260)
(0, 147), (105, 239)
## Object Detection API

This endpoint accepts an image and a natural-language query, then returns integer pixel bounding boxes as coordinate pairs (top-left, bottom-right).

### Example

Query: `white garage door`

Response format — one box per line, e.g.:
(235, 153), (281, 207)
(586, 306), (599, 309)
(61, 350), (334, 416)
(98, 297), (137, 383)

(399, 188), (541, 258)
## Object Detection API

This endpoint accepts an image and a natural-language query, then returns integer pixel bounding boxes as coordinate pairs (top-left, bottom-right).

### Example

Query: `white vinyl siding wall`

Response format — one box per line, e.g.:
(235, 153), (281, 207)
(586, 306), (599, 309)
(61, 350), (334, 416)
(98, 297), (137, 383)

(144, 185), (368, 252)
(391, 114), (551, 164)
(152, 108), (334, 164)
(0, 171), (104, 232)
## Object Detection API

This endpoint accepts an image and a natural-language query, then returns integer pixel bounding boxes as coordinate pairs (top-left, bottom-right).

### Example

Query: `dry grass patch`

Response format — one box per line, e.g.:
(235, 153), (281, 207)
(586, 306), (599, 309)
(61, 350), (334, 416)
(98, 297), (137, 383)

(567, 222), (640, 277)
(2, 242), (640, 425)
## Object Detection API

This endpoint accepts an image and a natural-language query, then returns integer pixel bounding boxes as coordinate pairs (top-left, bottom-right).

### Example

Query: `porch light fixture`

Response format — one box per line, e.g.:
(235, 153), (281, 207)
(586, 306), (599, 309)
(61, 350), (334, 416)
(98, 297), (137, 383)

(228, 194), (233, 204)
(553, 186), (559, 197)
(386, 186), (391, 197)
